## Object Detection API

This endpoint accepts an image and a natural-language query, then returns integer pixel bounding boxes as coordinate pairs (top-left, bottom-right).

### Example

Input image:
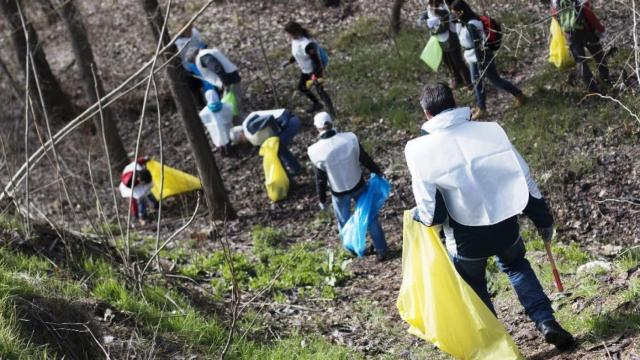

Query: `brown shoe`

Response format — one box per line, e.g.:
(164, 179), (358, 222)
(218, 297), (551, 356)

(472, 107), (488, 120)
(514, 94), (527, 108)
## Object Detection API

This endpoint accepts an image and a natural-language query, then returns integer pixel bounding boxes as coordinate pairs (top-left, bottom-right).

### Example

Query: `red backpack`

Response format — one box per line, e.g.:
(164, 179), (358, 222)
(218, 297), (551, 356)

(479, 15), (502, 51)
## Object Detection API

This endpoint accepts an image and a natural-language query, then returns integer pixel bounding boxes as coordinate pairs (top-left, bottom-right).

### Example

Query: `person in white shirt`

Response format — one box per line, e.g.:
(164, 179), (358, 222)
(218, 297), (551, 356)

(281, 21), (335, 115)
(405, 83), (574, 351)
(308, 113), (388, 261)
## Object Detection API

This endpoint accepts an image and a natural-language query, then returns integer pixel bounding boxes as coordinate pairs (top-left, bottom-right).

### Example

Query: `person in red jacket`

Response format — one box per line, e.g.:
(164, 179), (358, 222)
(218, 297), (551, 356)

(551, 0), (610, 92)
(119, 157), (158, 223)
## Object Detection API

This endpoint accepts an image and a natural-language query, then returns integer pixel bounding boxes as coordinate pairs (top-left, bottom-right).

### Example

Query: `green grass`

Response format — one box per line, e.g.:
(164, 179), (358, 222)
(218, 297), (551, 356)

(179, 226), (351, 301)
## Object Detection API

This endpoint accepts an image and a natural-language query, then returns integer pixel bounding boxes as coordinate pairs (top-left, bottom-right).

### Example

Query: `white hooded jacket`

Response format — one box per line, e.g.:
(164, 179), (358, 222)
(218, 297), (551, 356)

(405, 107), (540, 227)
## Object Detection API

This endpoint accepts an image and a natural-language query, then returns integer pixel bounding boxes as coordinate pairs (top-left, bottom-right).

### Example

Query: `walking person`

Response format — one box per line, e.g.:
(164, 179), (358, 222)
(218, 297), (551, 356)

(405, 83), (575, 351)
(281, 21), (335, 115)
(451, 0), (526, 119)
(308, 112), (388, 261)
(418, 0), (471, 89)
(551, 0), (610, 93)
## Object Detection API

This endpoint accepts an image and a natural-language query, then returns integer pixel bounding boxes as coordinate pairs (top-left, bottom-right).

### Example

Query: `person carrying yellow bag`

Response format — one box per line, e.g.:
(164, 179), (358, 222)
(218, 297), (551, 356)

(548, 18), (574, 69)
(397, 211), (522, 359)
(404, 83), (575, 352)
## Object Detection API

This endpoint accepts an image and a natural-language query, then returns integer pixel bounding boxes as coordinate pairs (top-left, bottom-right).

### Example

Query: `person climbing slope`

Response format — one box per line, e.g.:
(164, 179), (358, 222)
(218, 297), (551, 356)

(451, 0), (525, 119)
(418, 0), (471, 89)
(229, 109), (303, 178)
(404, 83), (575, 351)
(281, 21), (335, 115)
(119, 157), (159, 224)
(308, 112), (388, 261)
(551, 0), (610, 93)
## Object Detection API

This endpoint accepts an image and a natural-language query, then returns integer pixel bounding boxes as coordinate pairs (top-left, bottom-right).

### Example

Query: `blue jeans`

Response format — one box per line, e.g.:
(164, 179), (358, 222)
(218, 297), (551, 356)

(469, 58), (522, 110)
(331, 186), (388, 255)
(278, 116), (302, 177)
(136, 194), (159, 219)
(451, 238), (554, 326)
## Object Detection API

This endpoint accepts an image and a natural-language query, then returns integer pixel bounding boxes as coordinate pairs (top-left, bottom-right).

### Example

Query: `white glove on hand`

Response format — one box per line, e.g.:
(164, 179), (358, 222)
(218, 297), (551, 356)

(426, 17), (441, 30)
(537, 226), (555, 243)
(318, 202), (326, 211)
(280, 60), (290, 70)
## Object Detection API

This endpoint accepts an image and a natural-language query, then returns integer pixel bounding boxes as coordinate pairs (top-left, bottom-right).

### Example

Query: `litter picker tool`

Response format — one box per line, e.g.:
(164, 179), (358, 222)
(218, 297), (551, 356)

(544, 242), (564, 292)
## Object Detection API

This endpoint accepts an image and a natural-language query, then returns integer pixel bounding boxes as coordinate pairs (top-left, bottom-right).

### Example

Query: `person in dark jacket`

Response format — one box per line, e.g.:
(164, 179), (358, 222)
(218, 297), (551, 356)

(451, 0), (526, 119)
(308, 112), (388, 261)
(551, 0), (610, 93)
(405, 83), (575, 351)
(418, 0), (471, 89)
(281, 22), (335, 115)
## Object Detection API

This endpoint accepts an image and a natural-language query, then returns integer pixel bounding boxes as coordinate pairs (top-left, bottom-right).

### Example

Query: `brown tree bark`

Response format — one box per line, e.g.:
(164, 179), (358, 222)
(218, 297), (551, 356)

(56, 0), (129, 171)
(0, 0), (74, 126)
(139, 0), (236, 220)
(390, 0), (406, 34)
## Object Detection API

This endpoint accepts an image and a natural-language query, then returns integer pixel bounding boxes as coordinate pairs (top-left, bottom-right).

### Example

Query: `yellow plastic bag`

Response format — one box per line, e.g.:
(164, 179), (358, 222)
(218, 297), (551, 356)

(397, 211), (522, 360)
(146, 160), (202, 200)
(259, 137), (289, 202)
(549, 18), (575, 69)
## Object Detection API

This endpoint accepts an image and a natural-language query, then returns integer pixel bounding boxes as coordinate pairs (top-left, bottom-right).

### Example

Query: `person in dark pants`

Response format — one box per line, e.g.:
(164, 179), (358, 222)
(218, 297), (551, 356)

(551, 0), (609, 93)
(451, 0), (526, 120)
(230, 109), (303, 178)
(405, 83), (575, 351)
(281, 21), (335, 115)
(418, 0), (471, 89)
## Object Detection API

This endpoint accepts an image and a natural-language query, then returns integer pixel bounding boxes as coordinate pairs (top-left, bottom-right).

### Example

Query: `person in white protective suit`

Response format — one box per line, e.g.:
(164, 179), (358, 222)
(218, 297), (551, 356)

(187, 47), (245, 119)
(119, 157), (158, 223)
(229, 109), (303, 178)
(199, 89), (234, 156)
(308, 112), (388, 261)
(404, 83), (575, 351)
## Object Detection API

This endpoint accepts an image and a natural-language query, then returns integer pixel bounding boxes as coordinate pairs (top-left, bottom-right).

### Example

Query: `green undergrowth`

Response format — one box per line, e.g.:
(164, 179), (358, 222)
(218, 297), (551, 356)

(179, 226), (351, 301)
(0, 239), (360, 359)
(487, 231), (640, 347)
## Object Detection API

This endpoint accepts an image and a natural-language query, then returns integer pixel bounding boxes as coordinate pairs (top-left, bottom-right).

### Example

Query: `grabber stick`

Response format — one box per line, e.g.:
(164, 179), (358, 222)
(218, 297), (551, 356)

(544, 242), (564, 292)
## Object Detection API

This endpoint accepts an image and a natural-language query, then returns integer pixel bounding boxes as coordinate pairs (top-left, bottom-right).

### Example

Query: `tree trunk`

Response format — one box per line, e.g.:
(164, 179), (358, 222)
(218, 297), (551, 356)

(56, 0), (129, 171)
(0, 0), (74, 126)
(139, 0), (236, 220)
(390, 0), (406, 34)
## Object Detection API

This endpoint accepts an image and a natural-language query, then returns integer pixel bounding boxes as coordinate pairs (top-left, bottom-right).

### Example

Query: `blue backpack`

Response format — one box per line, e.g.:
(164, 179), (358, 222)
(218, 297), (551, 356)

(316, 43), (330, 68)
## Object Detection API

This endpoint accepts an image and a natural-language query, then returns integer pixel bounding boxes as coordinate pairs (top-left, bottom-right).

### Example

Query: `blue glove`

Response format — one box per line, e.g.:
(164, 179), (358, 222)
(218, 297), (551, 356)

(208, 101), (223, 113)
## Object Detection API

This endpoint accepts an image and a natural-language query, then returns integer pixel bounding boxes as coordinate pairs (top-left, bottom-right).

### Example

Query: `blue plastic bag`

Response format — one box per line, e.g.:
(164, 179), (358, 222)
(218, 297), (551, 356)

(340, 174), (391, 256)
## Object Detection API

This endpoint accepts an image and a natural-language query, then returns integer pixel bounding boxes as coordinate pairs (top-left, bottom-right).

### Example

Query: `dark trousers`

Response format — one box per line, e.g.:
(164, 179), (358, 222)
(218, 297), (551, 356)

(297, 72), (335, 113)
(568, 30), (610, 92)
(470, 56), (522, 110)
(440, 34), (471, 87)
(451, 238), (554, 325)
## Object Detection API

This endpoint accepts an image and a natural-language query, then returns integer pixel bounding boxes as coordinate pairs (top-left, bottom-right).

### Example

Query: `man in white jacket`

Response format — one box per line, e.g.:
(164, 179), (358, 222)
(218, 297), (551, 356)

(404, 83), (574, 351)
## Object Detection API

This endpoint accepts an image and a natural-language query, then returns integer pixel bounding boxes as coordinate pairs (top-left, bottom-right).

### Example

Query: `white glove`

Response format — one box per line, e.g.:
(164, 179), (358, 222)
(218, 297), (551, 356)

(427, 17), (441, 30)
(280, 60), (290, 69)
(318, 202), (326, 211)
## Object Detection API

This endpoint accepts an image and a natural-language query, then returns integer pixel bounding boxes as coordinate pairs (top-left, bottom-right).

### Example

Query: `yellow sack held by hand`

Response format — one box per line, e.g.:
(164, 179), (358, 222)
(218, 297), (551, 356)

(397, 211), (522, 360)
(549, 18), (575, 69)
(146, 160), (202, 200)
(259, 137), (289, 202)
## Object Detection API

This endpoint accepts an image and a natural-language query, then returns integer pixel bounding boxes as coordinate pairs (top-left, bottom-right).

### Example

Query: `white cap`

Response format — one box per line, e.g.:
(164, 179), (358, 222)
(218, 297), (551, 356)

(313, 112), (333, 129)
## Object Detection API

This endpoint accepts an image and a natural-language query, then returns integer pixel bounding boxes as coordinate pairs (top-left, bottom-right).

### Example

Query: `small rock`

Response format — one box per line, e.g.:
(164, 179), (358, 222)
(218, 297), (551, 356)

(577, 260), (613, 275)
